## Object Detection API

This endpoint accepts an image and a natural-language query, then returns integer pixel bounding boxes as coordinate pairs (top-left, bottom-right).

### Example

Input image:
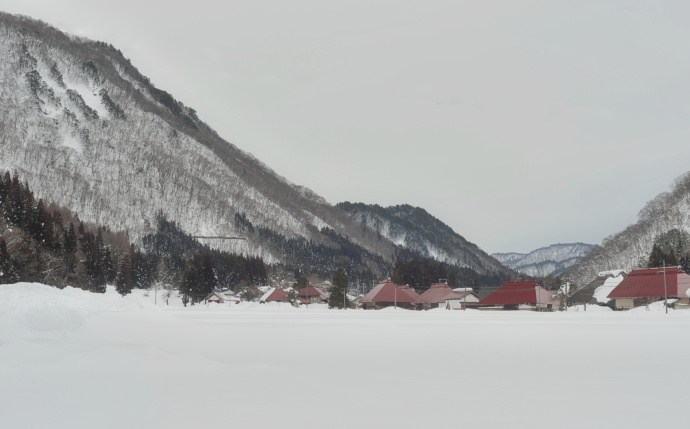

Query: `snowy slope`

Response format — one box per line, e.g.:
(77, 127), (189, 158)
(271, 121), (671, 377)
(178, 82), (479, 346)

(0, 12), (394, 267)
(338, 202), (512, 276)
(493, 243), (596, 277)
(567, 172), (690, 286)
(2, 282), (689, 429)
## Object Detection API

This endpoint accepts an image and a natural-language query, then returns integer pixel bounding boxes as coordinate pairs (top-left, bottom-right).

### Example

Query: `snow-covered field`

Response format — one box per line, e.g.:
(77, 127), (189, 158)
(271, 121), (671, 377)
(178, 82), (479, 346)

(1, 283), (688, 429)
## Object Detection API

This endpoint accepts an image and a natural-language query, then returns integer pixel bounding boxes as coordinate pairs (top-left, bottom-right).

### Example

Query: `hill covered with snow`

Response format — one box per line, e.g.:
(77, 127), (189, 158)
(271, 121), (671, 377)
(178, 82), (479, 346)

(493, 243), (596, 277)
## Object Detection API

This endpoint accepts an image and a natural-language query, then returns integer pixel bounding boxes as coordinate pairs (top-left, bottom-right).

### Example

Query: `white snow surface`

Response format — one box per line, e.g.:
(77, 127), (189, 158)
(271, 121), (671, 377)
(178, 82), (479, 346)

(2, 283), (690, 429)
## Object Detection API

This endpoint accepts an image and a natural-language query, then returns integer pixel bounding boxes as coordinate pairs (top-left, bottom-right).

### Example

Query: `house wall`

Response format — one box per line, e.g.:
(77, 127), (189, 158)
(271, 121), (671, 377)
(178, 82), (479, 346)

(615, 298), (634, 310)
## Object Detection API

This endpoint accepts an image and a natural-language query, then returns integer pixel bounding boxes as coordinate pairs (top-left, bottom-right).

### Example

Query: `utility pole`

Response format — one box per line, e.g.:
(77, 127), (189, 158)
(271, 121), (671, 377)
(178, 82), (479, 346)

(663, 261), (668, 314)
(394, 283), (397, 310)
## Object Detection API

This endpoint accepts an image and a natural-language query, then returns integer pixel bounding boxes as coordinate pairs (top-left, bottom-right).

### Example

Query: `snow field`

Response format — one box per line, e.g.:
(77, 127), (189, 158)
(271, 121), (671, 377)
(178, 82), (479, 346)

(1, 283), (689, 429)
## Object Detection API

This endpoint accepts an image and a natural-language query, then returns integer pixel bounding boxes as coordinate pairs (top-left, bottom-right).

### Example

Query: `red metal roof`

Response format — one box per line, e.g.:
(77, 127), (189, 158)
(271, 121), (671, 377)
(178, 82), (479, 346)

(607, 267), (690, 299)
(416, 283), (454, 304)
(297, 285), (329, 300)
(264, 287), (289, 302)
(478, 281), (557, 306)
(360, 279), (420, 304)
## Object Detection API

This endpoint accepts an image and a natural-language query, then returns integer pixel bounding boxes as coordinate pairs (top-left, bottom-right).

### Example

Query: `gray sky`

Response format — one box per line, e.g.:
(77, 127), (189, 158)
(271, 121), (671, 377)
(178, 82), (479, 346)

(5, 1), (690, 253)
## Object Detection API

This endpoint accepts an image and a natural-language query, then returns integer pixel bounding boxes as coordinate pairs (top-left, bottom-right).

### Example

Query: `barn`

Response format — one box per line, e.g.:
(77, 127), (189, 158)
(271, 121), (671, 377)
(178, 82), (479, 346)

(606, 266), (690, 310)
(360, 279), (420, 309)
(477, 280), (559, 311)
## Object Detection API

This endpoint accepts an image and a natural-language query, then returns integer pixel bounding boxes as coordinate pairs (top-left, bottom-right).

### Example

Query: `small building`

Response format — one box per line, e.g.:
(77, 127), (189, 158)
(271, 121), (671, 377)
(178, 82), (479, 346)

(416, 283), (454, 309)
(260, 287), (290, 303)
(569, 270), (626, 306)
(606, 266), (690, 310)
(360, 278), (420, 310)
(444, 288), (481, 310)
(298, 285), (329, 304)
(477, 280), (559, 311)
(207, 292), (225, 303)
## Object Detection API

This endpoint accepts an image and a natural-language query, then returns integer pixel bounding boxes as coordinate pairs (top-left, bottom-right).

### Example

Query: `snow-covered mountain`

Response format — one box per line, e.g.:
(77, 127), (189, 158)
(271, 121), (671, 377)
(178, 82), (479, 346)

(566, 171), (690, 287)
(0, 12), (509, 282)
(492, 243), (597, 277)
(0, 12), (400, 267)
(338, 202), (512, 277)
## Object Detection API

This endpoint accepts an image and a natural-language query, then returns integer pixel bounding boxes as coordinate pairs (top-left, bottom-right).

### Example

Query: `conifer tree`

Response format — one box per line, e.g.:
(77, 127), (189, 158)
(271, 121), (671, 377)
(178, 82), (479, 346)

(329, 268), (349, 309)
(116, 253), (133, 296)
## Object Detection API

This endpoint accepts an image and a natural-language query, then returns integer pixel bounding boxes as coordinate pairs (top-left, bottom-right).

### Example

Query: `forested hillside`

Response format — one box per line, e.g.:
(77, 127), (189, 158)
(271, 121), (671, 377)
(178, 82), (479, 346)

(565, 172), (690, 286)
(0, 170), (268, 302)
(337, 202), (512, 278)
(493, 243), (596, 277)
(0, 12), (395, 271)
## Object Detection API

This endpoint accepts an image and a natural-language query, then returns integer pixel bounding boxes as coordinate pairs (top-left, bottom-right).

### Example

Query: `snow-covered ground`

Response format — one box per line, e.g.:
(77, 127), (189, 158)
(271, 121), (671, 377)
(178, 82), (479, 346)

(1, 283), (689, 429)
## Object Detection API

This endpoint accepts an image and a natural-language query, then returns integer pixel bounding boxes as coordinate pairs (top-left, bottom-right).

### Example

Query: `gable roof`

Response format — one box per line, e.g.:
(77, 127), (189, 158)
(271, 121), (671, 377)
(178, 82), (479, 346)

(607, 267), (690, 299)
(260, 287), (289, 302)
(360, 279), (420, 304)
(298, 285), (329, 300)
(444, 290), (479, 301)
(416, 283), (454, 304)
(478, 281), (558, 306)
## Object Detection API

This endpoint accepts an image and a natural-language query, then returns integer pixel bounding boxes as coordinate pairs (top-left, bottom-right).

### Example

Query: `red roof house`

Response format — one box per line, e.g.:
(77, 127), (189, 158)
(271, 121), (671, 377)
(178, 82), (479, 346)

(478, 281), (559, 310)
(416, 283), (454, 309)
(260, 287), (290, 303)
(297, 285), (329, 304)
(360, 279), (420, 309)
(607, 267), (690, 310)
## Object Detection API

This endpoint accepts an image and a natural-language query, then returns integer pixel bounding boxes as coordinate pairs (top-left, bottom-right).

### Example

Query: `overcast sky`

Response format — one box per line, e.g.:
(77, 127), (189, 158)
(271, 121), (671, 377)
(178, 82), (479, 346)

(4, 1), (690, 253)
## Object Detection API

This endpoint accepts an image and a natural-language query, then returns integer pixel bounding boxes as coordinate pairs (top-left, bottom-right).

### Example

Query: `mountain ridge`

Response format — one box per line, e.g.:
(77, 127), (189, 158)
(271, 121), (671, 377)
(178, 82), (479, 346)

(492, 242), (597, 277)
(0, 11), (509, 285)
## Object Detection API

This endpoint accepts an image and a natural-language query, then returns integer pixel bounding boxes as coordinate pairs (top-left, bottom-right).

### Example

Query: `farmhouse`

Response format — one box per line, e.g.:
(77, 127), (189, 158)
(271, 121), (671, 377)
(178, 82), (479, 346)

(569, 270), (626, 306)
(260, 287), (290, 303)
(444, 288), (481, 310)
(298, 285), (329, 304)
(478, 280), (559, 311)
(606, 266), (690, 310)
(206, 291), (240, 304)
(360, 278), (420, 309)
(416, 283), (454, 309)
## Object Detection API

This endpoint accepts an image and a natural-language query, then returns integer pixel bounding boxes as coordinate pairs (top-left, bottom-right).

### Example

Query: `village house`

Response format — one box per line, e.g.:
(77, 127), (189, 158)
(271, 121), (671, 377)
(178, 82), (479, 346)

(606, 266), (690, 310)
(259, 287), (290, 303)
(444, 288), (481, 310)
(206, 291), (240, 304)
(416, 282), (454, 309)
(298, 285), (329, 304)
(360, 278), (420, 309)
(569, 270), (626, 307)
(477, 280), (559, 311)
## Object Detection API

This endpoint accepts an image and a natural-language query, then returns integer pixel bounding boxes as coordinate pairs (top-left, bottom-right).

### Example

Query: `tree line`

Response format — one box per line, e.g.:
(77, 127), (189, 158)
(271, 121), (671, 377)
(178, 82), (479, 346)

(0, 171), (267, 304)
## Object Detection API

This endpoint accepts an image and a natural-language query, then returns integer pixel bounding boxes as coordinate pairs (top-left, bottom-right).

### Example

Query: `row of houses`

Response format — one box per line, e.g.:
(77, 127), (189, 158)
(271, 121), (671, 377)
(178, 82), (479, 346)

(205, 265), (690, 312)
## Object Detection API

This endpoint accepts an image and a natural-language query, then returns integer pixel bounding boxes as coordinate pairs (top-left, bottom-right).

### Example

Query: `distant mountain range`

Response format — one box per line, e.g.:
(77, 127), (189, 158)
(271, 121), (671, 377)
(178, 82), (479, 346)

(0, 12), (511, 286)
(492, 243), (597, 277)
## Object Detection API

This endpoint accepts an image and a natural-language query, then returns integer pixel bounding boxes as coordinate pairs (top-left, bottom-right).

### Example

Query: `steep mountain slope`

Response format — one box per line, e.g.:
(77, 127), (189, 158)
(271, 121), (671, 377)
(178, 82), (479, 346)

(0, 12), (396, 269)
(337, 202), (512, 277)
(565, 171), (690, 286)
(492, 243), (596, 277)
